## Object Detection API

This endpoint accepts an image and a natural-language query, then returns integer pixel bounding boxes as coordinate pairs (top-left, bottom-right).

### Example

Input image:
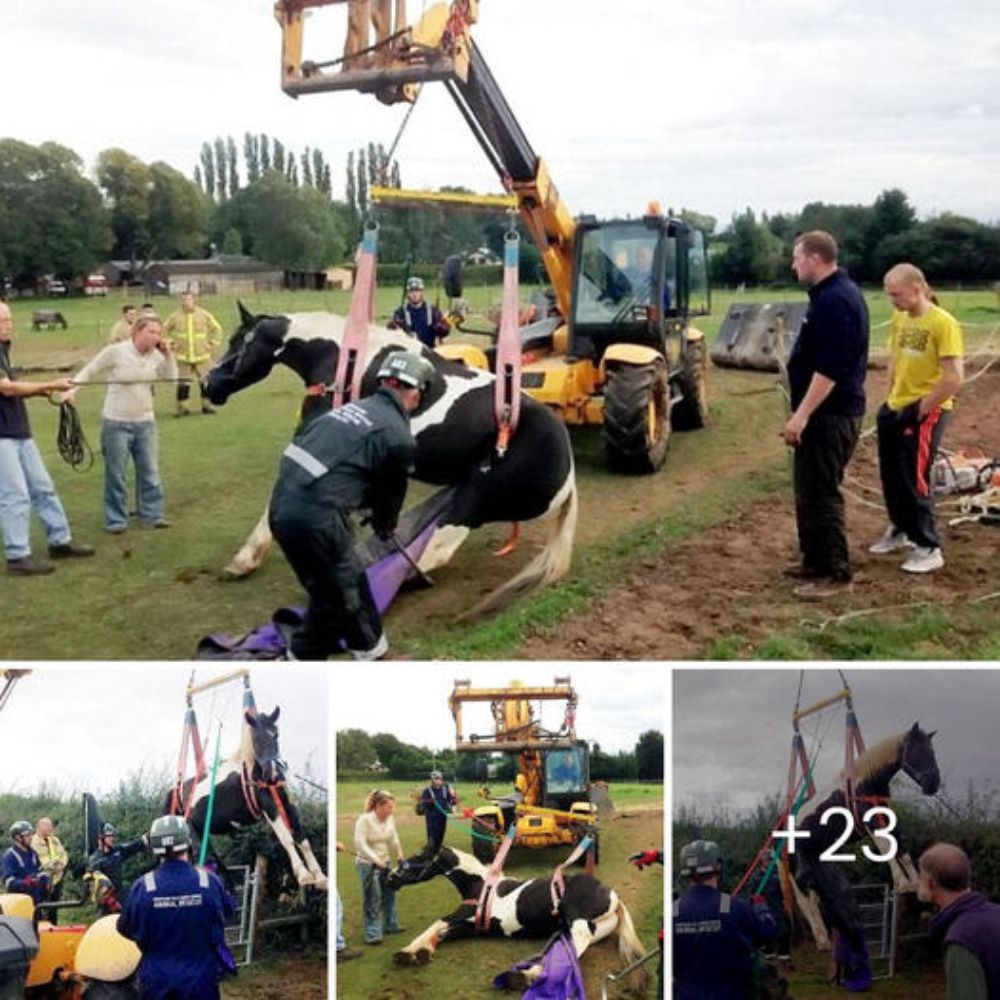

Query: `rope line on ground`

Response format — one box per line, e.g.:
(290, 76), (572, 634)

(799, 589), (1000, 632)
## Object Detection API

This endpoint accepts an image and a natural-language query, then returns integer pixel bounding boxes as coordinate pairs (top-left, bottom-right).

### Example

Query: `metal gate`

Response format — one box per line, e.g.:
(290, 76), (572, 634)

(224, 864), (255, 966)
(851, 883), (898, 980)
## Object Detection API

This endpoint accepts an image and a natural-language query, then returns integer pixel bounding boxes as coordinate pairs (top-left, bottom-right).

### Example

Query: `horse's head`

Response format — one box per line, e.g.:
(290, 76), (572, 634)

(385, 843), (450, 891)
(900, 722), (940, 795)
(203, 303), (290, 405)
(245, 706), (286, 785)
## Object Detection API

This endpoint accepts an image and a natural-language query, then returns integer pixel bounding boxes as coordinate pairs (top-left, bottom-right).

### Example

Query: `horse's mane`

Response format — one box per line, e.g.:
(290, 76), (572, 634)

(847, 730), (905, 785)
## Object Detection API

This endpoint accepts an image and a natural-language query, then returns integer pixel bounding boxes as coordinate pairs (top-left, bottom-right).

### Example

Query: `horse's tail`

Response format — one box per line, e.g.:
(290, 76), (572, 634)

(615, 897), (649, 989)
(464, 469), (577, 619)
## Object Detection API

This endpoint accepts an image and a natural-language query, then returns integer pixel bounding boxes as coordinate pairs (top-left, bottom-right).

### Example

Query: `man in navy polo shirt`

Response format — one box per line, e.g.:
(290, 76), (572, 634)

(783, 231), (869, 599)
(919, 842), (1000, 999)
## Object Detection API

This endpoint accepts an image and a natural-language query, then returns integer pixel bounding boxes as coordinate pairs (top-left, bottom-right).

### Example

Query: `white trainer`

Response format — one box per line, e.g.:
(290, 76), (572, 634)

(868, 525), (915, 555)
(902, 546), (944, 574)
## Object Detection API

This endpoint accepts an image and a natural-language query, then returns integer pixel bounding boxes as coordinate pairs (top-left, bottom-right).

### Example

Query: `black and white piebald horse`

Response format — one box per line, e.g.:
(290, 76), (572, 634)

(789, 723), (939, 957)
(164, 706), (327, 890)
(203, 308), (577, 616)
(384, 845), (646, 985)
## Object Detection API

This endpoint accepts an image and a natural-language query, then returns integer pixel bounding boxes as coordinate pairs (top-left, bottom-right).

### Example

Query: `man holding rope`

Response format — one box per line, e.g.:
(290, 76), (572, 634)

(67, 314), (177, 533)
(418, 769), (456, 851)
(0, 300), (93, 575)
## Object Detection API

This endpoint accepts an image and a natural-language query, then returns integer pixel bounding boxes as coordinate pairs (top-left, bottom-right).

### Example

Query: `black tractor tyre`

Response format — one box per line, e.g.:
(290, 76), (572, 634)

(671, 338), (709, 431)
(602, 361), (670, 474)
(473, 816), (500, 865)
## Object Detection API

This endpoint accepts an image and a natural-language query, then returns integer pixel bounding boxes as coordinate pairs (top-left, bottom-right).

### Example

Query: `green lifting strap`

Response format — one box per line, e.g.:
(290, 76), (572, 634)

(198, 724), (225, 867)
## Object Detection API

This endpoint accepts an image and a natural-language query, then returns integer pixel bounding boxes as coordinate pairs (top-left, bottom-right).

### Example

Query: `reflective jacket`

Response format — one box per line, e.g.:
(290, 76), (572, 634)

(163, 307), (222, 364)
(2, 843), (47, 904)
(271, 388), (416, 533)
(674, 885), (776, 1000)
(117, 859), (233, 1000)
(31, 832), (68, 887)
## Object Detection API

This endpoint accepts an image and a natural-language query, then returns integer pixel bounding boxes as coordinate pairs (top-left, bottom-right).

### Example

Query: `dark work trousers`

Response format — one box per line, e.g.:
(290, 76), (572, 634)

(269, 504), (383, 659)
(876, 403), (949, 550)
(793, 414), (862, 580)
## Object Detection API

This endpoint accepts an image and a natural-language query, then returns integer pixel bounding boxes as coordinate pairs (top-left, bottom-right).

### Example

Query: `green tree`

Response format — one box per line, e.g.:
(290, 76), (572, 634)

(244, 132), (260, 183)
(0, 140), (110, 284)
(226, 135), (239, 199)
(634, 730), (664, 781)
(213, 137), (227, 201)
(148, 162), (210, 259)
(336, 729), (377, 773)
(199, 142), (215, 199)
(221, 227), (243, 255)
(96, 147), (152, 268)
(241, 171), (345, 270)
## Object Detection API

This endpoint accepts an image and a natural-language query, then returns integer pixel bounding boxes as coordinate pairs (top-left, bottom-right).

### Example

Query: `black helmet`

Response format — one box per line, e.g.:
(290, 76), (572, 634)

(149, 815), (190, 858)
(9, 820), (32, 840)
(679, 839), (723, 876)
(377, 351), (435, 394)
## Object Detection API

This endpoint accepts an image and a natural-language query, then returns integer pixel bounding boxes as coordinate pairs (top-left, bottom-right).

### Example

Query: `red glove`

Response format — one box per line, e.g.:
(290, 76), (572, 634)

(751, 894), (768, 908)
(629, 849), (662, 870)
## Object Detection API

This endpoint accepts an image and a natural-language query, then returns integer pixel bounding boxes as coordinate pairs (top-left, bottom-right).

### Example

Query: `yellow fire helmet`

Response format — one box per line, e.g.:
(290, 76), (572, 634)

(73, 914), (141, 983)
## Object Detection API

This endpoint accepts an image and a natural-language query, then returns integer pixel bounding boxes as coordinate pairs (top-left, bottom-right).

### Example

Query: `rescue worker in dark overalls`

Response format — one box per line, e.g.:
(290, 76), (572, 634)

(673, 839), (776, 1000)
(268, 349), (435, 661)
(86, 822), (148, 915)
(118, 815), (234, 1000)
(2, 820), (50, 906)
(418, 770), (457, 851)
(388, 277), (450, 349)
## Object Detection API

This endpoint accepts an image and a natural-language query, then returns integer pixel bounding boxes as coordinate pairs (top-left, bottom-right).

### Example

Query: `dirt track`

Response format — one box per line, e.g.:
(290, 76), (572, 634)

(514, 367), (1000, 660)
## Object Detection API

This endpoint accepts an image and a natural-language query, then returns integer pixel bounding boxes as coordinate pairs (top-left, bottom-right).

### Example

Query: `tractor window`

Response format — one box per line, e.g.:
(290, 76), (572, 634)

(687, 229), (710, 316)
(573, 225), (663, 327)
(545, 746), (587, 795)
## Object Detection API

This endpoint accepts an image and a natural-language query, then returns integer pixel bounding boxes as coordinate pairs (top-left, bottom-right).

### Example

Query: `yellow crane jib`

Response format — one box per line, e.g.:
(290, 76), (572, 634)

(274, 0), (478, 101)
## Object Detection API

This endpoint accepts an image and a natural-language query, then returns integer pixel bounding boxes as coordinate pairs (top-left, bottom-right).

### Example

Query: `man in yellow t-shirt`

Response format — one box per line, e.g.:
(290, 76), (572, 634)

(869, 264), (963, 574)
(162, 291), (223, 416)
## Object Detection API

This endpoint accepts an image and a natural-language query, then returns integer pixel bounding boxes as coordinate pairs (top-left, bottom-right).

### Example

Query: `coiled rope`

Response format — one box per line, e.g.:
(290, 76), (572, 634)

(53, 400), (93, 471)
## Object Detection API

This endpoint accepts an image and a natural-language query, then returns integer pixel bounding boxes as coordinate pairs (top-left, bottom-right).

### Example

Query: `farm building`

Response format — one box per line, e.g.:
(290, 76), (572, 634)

(98, 256), (285, 296)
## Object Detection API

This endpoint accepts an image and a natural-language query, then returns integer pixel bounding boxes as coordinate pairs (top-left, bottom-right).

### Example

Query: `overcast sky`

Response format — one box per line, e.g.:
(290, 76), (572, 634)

(674, 668), (1000, 817)
(0, 665), (328, 798)
(333, 662), (665, 755)
(4, 1), (998, 226)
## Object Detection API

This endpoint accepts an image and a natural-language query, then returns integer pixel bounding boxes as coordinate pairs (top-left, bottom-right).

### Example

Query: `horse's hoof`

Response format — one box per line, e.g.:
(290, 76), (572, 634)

(221, 563), (252, 580)
(393, 950), (419, 966)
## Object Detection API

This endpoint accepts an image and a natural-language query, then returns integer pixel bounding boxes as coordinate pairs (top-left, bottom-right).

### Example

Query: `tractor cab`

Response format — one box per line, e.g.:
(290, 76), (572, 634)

(542, 741), (591, 812)
(569, 213), (710, 366)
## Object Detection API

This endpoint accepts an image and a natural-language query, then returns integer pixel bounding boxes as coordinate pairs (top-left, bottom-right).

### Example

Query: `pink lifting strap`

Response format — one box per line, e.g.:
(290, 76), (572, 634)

(493, 232), (522, 456)
(333, 224), (379, 409)
(475, 821), (517, 933)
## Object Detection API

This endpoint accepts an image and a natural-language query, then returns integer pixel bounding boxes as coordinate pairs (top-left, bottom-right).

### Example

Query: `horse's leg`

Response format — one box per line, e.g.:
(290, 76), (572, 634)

(262, 813), (315, 887)
(224, 506), (273, 578)
(791, 877), (831, 951)
(394, 911), (474, 966)
(295, 837), (328, 891)
(890, 853), (919, 891)
(416, 524), (471, 574)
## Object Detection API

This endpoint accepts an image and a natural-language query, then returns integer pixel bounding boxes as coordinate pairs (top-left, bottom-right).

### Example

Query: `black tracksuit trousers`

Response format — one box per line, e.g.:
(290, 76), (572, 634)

(876, 403), (949, 550)
(269, 503), (383, 659)
(793, 414), (862, 580)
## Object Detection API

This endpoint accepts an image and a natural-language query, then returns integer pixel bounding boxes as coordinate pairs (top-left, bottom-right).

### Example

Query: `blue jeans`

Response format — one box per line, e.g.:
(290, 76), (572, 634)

(356, 861), (400, 943)
(336, 889), (346, 951)
(101, 419), (164, 530)
(0, 437), (71, 560)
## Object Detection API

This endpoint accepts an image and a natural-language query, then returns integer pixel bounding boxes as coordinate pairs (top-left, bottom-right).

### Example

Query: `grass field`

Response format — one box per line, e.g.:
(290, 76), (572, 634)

(335, 779), (663, 999)
(3, 285), (998, 660)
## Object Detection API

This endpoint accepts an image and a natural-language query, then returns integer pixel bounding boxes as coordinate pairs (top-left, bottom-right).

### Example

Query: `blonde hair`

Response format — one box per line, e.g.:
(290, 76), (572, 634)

(364, 789), (395, 812)
(132, 314), (162, 334)
(884, 262), (938, 304)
